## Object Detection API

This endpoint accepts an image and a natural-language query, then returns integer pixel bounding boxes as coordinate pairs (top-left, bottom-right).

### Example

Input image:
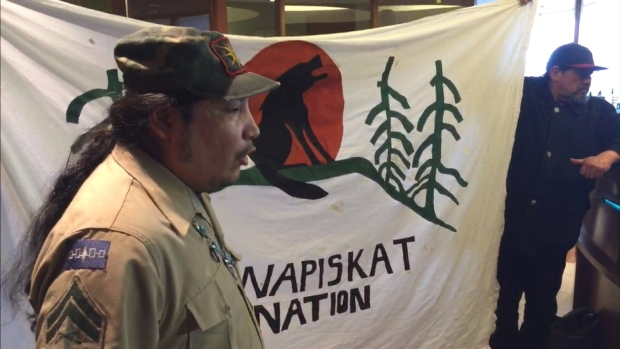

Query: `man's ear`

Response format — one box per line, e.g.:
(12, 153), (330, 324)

(149, 106), (179, 141)
(547, 66), (563, 82)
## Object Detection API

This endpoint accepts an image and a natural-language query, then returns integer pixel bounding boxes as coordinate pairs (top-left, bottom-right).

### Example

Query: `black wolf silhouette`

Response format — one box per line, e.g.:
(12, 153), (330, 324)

(250, 54), (334, 200)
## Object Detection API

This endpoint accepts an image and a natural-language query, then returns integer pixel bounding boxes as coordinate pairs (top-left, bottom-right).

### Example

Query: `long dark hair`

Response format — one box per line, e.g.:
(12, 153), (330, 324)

(0, 91), (202, 321)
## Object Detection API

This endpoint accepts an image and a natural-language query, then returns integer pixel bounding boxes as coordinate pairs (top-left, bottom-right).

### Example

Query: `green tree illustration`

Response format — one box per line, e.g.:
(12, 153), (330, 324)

(407, 60), (468, 223)
(365, 56), (415, 192)
(66, 69), (124, 124)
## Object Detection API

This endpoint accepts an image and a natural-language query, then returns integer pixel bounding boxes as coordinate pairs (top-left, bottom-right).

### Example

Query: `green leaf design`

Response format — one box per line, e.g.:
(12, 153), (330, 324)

(66, 69), (124, 124)
(371, 121), (390, 145)
(366, 56), (417, 210)
(406, 60), (468, 231)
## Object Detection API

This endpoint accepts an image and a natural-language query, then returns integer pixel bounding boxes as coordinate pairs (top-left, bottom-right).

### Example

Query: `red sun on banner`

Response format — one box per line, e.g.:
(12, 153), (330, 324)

(245, 41), (344, 166)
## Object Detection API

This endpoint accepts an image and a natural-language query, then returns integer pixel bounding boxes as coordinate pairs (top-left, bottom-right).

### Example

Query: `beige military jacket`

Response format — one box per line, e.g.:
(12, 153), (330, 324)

(29, 144), (264, 349)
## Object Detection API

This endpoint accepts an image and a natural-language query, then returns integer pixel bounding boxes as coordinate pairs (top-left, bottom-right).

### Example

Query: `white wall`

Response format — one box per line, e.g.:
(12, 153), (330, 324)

(579, 0), (620, 104)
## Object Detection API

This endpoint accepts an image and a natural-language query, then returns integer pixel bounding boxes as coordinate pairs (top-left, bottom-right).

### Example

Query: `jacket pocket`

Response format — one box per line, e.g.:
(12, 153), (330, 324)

(185, 271), (232, 349)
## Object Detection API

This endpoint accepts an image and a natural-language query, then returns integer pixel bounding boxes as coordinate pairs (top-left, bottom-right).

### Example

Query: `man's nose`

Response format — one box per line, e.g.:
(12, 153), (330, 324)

(246, 113), (260, 140)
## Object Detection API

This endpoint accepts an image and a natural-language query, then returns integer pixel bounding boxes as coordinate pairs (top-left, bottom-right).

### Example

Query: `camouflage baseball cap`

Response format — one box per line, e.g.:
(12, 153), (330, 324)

(114, 26), (279, 99)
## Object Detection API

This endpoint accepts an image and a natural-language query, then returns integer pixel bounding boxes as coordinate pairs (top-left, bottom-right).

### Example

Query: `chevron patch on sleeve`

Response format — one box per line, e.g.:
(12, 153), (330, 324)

(44, 275), (106, 348)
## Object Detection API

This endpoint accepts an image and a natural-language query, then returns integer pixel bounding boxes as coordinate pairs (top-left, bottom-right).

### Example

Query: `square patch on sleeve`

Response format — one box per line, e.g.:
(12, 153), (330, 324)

(65, 240), (111, 270)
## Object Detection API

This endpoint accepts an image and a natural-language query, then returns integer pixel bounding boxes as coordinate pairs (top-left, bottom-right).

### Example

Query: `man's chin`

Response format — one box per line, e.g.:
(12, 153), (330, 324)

(225, 170), (242, 186)
(204, 173), (241, 193)
(572, 90), (590, 104)
(572, 91), (589, 104)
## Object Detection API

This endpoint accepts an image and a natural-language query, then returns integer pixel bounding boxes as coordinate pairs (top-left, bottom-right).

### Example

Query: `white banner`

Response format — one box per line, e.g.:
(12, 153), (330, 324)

(0, 0), (536, 348)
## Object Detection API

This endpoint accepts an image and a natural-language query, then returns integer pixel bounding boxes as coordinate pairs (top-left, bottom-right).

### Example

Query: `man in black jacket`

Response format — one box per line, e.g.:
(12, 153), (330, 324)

(489, 43), (620, 349)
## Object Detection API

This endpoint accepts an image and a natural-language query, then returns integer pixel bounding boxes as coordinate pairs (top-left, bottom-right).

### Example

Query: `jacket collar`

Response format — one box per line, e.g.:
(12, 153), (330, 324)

(112, 144), (207, 237)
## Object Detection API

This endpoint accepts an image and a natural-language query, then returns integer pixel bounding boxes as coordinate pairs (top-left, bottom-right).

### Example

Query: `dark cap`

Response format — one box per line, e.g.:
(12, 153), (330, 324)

(114, 26), (279, 99)
(546, 43), (607, 72)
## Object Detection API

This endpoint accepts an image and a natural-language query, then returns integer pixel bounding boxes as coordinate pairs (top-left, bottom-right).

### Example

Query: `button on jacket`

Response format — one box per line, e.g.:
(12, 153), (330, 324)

(29, 144), (264, 349)
(503, 76), (620, 254)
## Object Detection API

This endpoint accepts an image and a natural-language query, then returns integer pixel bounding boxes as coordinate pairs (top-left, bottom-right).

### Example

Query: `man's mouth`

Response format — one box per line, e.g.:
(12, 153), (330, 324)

(238, 146), (255, 166)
